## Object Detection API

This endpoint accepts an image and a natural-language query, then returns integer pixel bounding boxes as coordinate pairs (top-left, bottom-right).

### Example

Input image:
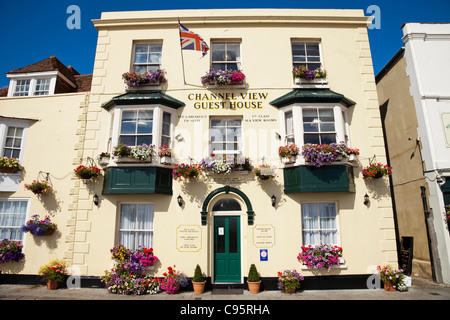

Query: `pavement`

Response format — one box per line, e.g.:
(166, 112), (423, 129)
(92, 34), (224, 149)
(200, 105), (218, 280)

(0, 276), (448, 301)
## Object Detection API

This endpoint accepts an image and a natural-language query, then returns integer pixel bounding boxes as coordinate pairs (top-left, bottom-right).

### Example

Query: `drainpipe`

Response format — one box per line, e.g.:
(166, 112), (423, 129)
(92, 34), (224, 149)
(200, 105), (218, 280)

(420, 185), (441, 282)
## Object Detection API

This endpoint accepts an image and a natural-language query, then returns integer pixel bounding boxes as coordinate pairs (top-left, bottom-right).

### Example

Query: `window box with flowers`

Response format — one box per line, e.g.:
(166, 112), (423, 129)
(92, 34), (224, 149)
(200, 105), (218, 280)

(347, 148), (360, 162)
(172, 163), (202, 181)
(362, 163), (392, 179)
(253, 164), (277, 180)
(25, 180), (51, 195)
(301, 142), (349, 167)
(200, 154), (252, 175)
(112, 144), (153, 163)
(0, 239), (25, 264)
(0, 157), (22, 173)
(158, 145), (173, 165)
(122, 70), (167, 91)
(293, 66), (328, 88)
(201, 68), (246, 88)
(0, 157), (22, 192)
(74, 165), (101, 180)
(278, 144), (300, 164)
(297, 244), (345, 272)
(21, 215), (57, 236)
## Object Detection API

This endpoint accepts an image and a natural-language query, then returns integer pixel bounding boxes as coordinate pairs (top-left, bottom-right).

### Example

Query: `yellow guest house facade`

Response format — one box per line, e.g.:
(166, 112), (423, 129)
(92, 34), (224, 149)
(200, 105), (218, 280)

(0, 9), (397, 290)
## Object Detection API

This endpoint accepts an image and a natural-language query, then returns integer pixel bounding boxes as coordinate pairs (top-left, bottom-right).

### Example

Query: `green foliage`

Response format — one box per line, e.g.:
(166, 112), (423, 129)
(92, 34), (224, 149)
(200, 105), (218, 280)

(247, 264), (260, 282)
(193, 264), (204, 282)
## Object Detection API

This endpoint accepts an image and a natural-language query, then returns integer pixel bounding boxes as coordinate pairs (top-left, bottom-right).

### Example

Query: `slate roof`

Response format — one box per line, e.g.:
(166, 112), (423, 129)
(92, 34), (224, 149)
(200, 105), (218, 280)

(102, 91), (186, 110)
(270, 88), (356, 108)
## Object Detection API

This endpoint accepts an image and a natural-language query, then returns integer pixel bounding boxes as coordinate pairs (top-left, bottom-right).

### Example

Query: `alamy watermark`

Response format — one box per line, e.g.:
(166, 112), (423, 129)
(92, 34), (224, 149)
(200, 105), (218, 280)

(66, 5), (81, 30)
(366, 5), (381, 30)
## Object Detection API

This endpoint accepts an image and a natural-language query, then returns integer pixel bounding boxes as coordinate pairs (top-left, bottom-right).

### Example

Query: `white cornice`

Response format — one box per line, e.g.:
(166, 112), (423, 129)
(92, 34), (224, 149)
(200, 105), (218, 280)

(92, 9), (370, 29)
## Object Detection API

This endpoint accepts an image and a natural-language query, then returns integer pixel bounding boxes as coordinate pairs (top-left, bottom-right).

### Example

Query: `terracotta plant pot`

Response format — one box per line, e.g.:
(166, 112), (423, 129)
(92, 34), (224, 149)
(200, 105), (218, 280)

(47, 280), (58, 290)
(383, 281), (396, 292)
(247, 280), (261, 294)
(192, 280), (206, 294)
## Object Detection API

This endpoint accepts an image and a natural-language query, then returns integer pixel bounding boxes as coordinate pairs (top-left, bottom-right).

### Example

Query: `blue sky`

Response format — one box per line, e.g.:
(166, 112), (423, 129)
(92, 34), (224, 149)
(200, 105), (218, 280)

(0, 0), (449, 89)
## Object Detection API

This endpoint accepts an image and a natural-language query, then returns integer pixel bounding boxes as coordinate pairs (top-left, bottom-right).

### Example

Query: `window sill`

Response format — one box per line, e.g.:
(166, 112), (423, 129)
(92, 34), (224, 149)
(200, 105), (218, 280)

(205, 84), (246, 89)
(100, 158), (175, 169)
(204, 170), (250, 176)
(300, 257), (347, 270)
(293, 78), (329, 89)
(126, 85), (162, 92)
(0, 172), (21, 192)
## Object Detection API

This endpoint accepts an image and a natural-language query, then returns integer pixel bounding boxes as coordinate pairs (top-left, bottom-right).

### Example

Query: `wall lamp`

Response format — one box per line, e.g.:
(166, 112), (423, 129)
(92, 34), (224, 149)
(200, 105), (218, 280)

(177, 195), (183, 207)
(93, 194), (99, 206)
(271, 195), (276, 207)
(364, 193), (370, 206)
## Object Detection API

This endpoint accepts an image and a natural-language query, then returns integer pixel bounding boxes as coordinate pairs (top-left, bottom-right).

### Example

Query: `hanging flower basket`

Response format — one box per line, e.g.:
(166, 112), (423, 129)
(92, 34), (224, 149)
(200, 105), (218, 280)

(172, 163), (201, 181)
(253, 164), (277, 180)
(21, 215), (57, 236)
(362, 163), (392, 179)
(25, 180), (51, 195)
(74, 165), (101, 180)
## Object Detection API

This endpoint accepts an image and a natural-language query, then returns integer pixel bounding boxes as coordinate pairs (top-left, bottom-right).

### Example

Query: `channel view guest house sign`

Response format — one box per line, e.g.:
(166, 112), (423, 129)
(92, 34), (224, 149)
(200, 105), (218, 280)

(188, 92), (269, 109)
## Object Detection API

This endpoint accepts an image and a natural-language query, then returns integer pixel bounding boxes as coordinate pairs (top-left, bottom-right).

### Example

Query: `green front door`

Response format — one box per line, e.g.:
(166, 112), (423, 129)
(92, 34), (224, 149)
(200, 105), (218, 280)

(214, 216), (241, 283)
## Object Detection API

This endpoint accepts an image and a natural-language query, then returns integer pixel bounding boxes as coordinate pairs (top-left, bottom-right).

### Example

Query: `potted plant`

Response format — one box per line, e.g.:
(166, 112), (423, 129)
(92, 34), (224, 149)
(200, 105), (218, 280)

(172, 163), (202, 181)
(74, 165), (101, 180)
(0, 239), (24, 264)
(158, 145), (173, 165)
(97, 152), (111, 167)
(103, 244), (160, 295)
(253, 164), (276, 180)
(277, 269), (304, 294)
(247, 264), (261, 294)
(129, 144), (153, 162)
(160, 265), (189, 294)
(278, 144), (300, 164)
(347, 148), (360, 162)
(24, 180), (51, 195)
(21, 215), (57, 236)
(122, 69), (167, 90)
(38, 259), (69, 290)
(377, 264), (404, 292)
(297, 244), (343, 272)
(192, 264), (206, 294)
(201, 68), (246, 86)
(362, 163), (392, 179)
(0, 157), (22, 173)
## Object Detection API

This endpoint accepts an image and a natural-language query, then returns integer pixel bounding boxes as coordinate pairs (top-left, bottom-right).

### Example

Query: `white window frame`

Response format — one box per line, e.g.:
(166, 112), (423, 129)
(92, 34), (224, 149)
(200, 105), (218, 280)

(0, 198), (30, 243)
(131, 42), (163, 73)
(6, 71), (60, 97)
(291, 40), (324, 71)
(0, 118), (31, 164)
(210, 40), (242, 71)
(301, 201), (341, 246)
(117, 202), (155, 251)
(108, 105), (175, 155)
(209, 117), (243, 156)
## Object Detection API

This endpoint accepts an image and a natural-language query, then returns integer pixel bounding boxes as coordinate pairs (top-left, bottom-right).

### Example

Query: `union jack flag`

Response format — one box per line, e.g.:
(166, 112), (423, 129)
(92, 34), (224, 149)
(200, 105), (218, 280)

(178, 20), (209, 57)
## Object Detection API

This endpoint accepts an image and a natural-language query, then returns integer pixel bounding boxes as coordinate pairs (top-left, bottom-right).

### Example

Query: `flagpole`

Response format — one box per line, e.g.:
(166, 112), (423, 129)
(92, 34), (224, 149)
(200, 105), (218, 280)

(178, 18), (187, 85)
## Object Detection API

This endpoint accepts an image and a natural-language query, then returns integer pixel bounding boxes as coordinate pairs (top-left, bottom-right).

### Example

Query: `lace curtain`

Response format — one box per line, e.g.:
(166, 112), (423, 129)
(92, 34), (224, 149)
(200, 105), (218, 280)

(119, 204), (154, 250)
(302, 202), (337, 245)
